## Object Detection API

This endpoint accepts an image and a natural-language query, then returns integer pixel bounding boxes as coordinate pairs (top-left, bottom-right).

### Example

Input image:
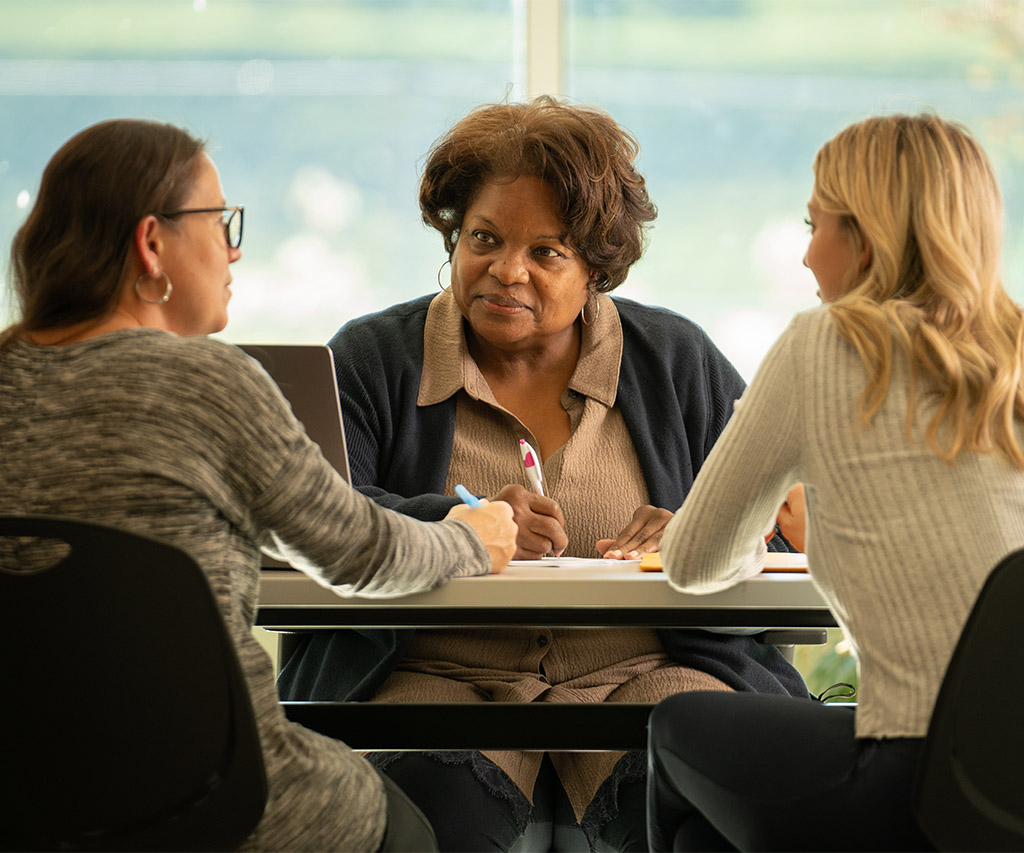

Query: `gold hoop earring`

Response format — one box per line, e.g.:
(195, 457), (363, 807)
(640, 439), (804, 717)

(437, 259), (452, 292)
(134, 271), (173, 305)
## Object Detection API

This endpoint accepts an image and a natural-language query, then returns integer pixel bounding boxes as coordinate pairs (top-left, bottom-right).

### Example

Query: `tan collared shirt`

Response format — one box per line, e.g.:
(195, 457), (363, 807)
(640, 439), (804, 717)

(417, 288), (649, 555)
(376, 291), (730, 817)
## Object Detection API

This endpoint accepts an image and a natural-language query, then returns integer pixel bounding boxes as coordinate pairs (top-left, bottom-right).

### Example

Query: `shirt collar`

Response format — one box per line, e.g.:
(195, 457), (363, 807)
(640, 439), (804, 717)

(569, 293), (621, 408)
(418, 291), (470, 406)
(417, 290), (622, 408)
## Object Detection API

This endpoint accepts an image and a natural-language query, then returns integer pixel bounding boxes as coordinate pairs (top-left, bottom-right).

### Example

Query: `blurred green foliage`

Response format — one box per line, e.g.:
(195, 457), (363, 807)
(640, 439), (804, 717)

(794, 629), (859, 699)
(4, 0), (1024, 363)
(0, 0), (1010, 75)
(0, 0), (510, 60)
(573, 0), (1005, 74)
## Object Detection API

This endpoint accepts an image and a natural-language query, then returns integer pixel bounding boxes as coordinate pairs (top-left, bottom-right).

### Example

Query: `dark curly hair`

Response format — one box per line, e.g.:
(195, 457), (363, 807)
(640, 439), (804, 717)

(419, 96), (657, 292)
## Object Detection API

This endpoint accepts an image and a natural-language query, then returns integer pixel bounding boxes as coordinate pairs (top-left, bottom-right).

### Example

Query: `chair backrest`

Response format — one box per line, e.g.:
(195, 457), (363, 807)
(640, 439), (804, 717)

(913, 547), (1024, 851)
(0, 514), (268, 852)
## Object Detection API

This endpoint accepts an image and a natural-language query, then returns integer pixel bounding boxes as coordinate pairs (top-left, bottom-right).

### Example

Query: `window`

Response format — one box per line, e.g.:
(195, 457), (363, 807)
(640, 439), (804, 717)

(0, 0), (520, 343)
(3, 0), (1022, 378)
(566, 0), (1024, 376)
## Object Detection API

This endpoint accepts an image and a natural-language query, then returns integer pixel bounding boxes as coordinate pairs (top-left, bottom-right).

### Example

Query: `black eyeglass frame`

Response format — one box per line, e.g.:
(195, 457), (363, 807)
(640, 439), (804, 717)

(156, 206), (244, 249)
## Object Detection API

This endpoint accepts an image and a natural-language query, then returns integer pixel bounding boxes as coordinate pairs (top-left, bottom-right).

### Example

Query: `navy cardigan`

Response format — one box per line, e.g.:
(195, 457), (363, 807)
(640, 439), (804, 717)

(277, 295), (808, 701)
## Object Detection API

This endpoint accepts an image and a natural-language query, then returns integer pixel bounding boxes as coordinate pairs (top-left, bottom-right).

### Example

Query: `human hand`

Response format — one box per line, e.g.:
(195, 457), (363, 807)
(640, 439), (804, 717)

(446, 499), (517, 574)
(773, 483), (807, 553)
(596, 505), (674, 559)
(490, 483), (568, 559)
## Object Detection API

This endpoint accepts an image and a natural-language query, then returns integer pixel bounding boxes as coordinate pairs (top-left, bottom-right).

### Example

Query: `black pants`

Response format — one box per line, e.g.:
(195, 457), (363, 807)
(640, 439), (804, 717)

(381, 753), (648, 852)
(378, 772), (439, 852)
(647, 692), (934, 852)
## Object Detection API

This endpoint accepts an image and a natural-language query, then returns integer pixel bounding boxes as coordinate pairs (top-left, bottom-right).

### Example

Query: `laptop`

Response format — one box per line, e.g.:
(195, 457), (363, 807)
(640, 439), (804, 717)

(239, 344), (352, 568)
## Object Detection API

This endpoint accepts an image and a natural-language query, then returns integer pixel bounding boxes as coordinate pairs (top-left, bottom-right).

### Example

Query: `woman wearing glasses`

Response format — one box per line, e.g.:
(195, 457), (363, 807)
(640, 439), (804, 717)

(0, 118), (517, 851)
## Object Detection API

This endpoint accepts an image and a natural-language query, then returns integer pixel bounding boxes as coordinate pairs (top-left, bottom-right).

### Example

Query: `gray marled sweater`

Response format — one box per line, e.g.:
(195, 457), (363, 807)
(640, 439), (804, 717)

(0, 328), (490, 851)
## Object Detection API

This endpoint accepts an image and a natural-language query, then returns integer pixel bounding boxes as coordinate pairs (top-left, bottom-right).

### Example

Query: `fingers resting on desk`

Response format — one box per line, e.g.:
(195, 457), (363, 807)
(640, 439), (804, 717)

(598, 505), (674, 559)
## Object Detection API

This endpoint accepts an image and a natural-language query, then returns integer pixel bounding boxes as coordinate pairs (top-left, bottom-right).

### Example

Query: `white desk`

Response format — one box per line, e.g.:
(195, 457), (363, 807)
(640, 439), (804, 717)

(262, 557), (836, 750)
(256, 558), (835, 630)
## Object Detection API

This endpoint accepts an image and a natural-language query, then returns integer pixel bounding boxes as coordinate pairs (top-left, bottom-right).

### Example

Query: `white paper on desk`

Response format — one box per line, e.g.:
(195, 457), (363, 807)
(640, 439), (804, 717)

(508, 557), (641, 568)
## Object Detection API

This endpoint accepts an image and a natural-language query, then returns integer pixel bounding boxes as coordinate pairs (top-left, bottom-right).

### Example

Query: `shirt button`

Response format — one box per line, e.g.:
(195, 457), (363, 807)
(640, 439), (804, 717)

(536, 635), (549, 647)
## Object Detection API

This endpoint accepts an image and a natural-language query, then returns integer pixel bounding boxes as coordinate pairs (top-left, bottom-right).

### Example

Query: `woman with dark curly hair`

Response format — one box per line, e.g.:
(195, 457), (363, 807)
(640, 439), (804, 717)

(278, 97), (807, 852)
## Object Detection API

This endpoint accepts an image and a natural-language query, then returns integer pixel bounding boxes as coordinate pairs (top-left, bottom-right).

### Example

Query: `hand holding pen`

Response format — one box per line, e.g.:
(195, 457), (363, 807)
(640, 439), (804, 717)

(470, 440), (567, 559)
(446, 485), (516, 573)
(519, 439), (545, 496)
(504, 438), (564, 558)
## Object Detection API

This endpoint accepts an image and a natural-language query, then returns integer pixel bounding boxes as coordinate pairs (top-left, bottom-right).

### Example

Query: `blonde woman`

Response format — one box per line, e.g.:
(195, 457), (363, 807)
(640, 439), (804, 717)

(647, 114), (1024, 851)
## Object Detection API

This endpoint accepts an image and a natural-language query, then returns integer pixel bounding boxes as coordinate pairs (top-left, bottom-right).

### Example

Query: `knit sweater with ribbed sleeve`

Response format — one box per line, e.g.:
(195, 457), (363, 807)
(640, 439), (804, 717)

(662, 306), (1024, 738)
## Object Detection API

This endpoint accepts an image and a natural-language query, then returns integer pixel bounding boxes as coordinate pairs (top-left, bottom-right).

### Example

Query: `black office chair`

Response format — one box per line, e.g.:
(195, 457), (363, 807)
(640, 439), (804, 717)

(0, 514), (268, 852)
(913, 547), (1024, 851)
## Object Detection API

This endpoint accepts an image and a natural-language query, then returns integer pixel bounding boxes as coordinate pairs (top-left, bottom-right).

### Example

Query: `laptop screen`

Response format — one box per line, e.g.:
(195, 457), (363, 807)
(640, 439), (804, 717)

(239, 344), (352, 569)
(239, 343), (351, 485)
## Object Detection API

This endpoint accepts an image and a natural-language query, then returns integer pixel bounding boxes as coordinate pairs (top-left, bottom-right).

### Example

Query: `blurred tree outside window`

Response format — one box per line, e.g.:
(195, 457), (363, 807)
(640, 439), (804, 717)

(3, 0), (1023, 381)
(794, 629), (859, 699)
(0, 0), (520, 344)
(567, 0), (1024, 379)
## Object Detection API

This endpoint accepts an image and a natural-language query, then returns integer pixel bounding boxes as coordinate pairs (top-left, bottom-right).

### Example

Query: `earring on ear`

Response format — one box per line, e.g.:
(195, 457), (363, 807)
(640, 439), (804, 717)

(135, 271), (173, 305)
(581, 276), (604, 326)
(437, 259), (452, 293)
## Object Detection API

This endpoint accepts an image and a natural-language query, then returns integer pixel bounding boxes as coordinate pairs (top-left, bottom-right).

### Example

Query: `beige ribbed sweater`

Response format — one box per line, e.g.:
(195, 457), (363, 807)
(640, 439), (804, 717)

(374, 292), (729, 819)
(662, 306), (1024, 738)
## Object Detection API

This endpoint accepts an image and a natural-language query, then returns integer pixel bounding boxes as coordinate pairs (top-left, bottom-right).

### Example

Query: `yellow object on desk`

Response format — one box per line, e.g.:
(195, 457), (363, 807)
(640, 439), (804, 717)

(639, 552), (808, 573)
(639, 552), (664, 572)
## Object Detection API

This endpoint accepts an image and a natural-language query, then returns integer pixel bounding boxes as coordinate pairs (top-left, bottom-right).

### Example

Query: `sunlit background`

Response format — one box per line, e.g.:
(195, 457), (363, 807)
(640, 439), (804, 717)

(3, 0), (1024, 385)
(13, 0), (1021, 691)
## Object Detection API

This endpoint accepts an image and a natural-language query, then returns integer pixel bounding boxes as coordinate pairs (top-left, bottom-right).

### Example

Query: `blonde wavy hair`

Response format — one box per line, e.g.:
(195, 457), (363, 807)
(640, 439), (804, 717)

(814, 113), (1024, 467)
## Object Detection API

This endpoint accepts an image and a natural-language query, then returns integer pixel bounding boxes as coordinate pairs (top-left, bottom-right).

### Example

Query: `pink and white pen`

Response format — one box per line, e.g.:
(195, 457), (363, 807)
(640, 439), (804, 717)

(519, 438), (545, 496)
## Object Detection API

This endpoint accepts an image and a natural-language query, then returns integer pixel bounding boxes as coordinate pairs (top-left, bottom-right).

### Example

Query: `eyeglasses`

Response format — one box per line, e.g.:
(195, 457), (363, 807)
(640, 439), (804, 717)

(157, 206), (244, 249)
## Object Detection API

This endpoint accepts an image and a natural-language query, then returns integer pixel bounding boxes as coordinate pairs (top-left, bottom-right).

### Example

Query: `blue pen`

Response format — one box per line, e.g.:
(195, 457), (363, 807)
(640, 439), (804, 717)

(454, 484), (482, 508)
